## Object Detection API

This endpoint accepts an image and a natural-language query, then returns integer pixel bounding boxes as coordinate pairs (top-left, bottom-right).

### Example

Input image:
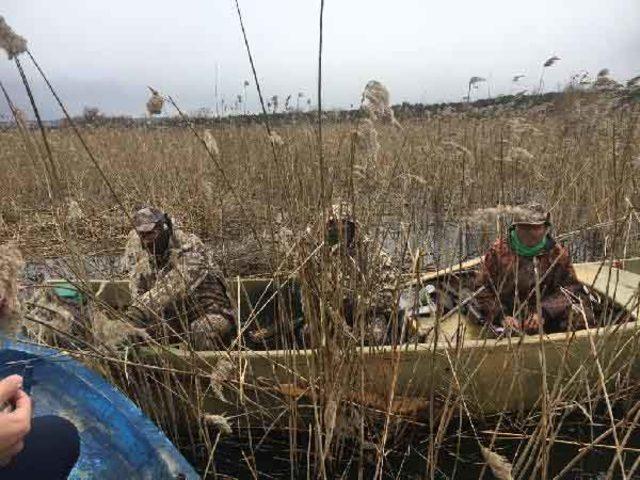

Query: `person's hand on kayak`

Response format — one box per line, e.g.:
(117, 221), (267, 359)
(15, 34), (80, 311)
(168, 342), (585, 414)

(0, 375), (32, 467)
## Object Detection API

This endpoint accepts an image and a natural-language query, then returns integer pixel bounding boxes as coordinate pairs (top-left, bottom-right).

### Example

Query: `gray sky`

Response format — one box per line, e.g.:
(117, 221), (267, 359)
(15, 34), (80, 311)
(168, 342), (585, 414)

(1, 0), (638, 118)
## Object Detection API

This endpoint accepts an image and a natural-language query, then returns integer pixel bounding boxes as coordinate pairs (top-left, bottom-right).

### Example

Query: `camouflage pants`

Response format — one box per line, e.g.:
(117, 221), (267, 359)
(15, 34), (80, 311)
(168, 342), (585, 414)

(129, 273), (235, 349)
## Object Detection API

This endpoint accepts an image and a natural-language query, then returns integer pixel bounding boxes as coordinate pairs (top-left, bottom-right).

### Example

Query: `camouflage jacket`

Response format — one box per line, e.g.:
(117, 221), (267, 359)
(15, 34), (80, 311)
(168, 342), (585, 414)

(23, 289), (89, 344)
(123, 228), (232, 318)
(474, 236), (582, 329)
(299, 233), (399, 320)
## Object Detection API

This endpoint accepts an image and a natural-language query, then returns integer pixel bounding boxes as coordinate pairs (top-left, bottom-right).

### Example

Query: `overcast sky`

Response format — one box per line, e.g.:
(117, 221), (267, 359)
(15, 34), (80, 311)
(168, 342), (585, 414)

(0, 0), (638, 118)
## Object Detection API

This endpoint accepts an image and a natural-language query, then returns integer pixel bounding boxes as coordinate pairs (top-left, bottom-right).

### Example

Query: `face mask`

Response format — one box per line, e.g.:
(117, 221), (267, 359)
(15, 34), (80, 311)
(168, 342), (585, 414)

(151, 227), (171, 255)
(140, 219), (172, 256)
(325, 220), (356, 248)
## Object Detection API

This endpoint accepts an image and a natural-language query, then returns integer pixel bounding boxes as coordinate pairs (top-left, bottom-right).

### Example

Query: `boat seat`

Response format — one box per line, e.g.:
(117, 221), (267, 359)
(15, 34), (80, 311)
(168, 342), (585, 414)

(575, 263), (640, 318)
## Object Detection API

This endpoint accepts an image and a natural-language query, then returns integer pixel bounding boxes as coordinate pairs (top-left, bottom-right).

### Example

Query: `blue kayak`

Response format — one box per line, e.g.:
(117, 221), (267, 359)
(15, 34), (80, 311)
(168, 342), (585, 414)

(0, 337), (199, 479)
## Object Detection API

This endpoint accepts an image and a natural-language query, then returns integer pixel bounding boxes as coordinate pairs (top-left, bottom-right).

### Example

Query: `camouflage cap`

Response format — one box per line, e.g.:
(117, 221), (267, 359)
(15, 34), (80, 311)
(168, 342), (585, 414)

(327, 201), (354, 222)
(132, 206), (166, 233)
(512, 203), (550, 226)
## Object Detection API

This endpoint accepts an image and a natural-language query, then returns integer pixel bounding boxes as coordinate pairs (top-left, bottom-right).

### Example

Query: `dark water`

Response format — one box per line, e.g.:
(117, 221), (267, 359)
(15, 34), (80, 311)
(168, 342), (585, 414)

(189, 416), (640, 479)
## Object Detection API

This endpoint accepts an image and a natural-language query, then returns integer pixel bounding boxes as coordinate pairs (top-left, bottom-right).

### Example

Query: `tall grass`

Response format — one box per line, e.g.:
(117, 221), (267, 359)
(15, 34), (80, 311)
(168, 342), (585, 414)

(2, 75), (640, 479)
(1, 91), (637, 261)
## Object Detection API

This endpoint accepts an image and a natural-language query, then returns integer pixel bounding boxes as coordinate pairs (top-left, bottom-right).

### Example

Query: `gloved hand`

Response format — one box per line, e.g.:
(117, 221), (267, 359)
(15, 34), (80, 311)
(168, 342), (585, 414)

(501, 315), (521, 333)
(92, 309), (151, 349)
(190, 314), (232, 350)
(249, 326), (275, 343)
(364, 316), (388, 346)
(502, 314), (543, 334)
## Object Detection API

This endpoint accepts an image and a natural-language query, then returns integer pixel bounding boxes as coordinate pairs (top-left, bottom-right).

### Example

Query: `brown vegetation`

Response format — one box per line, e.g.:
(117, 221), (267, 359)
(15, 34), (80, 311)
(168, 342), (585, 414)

(1, 91), (637, 267)
(1, 85), (640, 478)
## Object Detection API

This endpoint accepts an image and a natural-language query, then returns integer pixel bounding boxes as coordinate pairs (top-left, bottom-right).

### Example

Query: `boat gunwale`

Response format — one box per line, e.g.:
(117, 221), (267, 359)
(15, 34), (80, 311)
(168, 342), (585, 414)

(181, 258), (640, 359)
(45, 258), (640, 361)
(159, 316), (640, 362)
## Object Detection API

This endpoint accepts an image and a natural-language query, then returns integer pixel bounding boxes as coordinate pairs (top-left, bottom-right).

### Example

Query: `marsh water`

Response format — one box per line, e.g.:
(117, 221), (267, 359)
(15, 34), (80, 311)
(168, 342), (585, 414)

(199, 414), (640, 479)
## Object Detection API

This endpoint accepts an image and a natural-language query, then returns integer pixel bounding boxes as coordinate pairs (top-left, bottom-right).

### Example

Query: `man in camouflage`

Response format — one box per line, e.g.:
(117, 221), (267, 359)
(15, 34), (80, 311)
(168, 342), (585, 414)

(23, 283), (90, 348)
(297, 202), (400, 346)
(473, 204), (593, 334)
(122, 206), (235, 349)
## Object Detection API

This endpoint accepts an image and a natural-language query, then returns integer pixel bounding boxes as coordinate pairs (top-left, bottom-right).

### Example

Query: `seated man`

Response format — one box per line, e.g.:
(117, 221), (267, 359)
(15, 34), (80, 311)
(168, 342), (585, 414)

(23, 283), (90, 349)
(296, 202), (400, 346)
(473, 204), (593, 334)
(122, 206), (235, 349)
(24, 283), (146, 350)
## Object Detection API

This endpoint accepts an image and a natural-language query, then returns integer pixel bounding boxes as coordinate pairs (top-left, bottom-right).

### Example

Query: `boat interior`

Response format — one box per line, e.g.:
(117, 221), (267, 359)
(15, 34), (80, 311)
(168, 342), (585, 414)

(42, 257), (640, 352)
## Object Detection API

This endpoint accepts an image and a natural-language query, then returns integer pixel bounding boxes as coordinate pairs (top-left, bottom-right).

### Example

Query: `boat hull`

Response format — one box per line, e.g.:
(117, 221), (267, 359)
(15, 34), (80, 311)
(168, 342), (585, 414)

(51, 259), (640, 420)
(162, 260), (640, 419)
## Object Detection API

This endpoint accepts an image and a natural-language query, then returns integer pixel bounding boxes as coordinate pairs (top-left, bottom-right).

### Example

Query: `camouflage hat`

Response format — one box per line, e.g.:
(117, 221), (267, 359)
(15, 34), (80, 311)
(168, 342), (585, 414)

(512, 203), (550, 226)
(132, 206), (166, 233)
(327, 202), (354, 222)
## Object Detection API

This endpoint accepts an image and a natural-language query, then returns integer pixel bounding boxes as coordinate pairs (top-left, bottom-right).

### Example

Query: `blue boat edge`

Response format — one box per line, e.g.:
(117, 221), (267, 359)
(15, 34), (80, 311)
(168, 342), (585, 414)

(0, 336), (200, 479)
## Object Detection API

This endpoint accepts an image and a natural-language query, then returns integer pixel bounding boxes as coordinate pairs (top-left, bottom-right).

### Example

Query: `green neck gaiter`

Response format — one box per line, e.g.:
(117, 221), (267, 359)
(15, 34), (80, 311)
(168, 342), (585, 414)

(509, 228), (548, 257)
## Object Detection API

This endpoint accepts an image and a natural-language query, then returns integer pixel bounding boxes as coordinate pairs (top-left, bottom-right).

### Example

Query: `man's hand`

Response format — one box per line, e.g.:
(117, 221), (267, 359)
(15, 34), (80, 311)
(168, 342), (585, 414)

(523, 313), (544, 334)
(0, 375), (32, 467)
(501, 316), (521, 332)
(249, 327), (274, 343)
(502, 314), (544, 334)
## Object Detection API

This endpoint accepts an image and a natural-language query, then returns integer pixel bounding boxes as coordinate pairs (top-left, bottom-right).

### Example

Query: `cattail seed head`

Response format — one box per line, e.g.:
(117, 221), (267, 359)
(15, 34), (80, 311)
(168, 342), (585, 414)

(13, 108), (27, 127)
(202, 181), (215, 202)
(203, 414), (232, 435)
(269, 131), (284, 147)
(362, 80), (390, 118)
(481, 447), (513, 480)
(0, 243), (23, 328)
(510, 146), (534, 160)
(361, 80), (401, 128)
(0, 17), (27, 60)
(146, 86), (164, 115)
(355, 119), (380, 164)
(66, 198), (84, 224)
(203, 130), (220, 157)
